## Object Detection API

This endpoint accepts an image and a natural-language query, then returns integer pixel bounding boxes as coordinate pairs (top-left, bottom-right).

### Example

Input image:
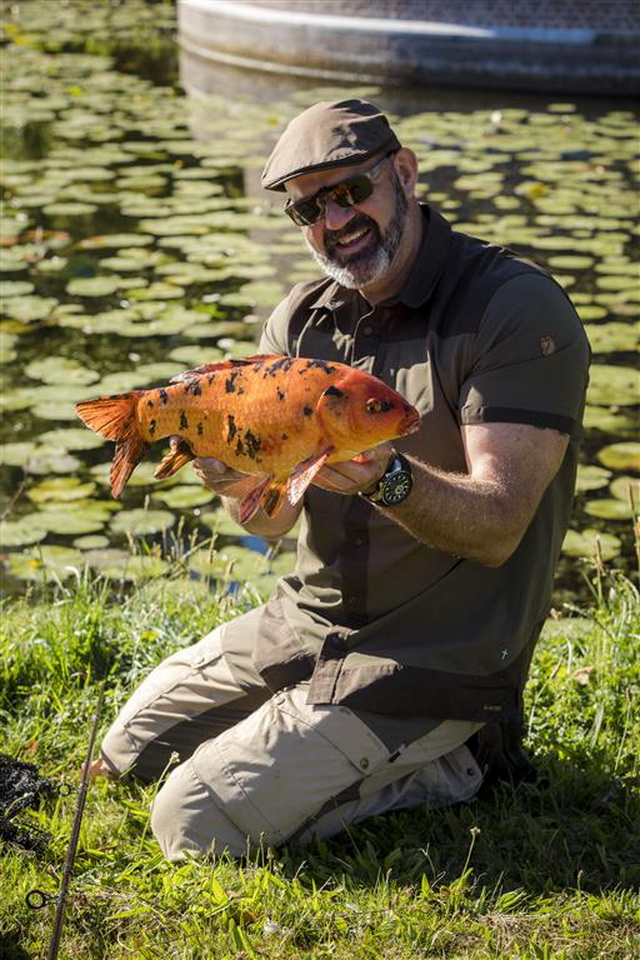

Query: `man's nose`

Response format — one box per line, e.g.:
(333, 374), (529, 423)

(323, 195), (356, 231)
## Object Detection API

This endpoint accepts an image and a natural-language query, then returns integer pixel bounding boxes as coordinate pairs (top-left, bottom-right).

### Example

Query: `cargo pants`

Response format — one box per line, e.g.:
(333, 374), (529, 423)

(99, 606), (484, 861)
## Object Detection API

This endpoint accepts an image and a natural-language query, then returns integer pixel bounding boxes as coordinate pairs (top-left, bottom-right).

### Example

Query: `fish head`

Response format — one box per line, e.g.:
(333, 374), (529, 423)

(317, 372), (420, 452)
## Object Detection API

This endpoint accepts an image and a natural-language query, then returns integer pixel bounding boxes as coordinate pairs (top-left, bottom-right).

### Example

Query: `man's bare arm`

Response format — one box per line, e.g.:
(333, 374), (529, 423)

(313, 422), (570, 567)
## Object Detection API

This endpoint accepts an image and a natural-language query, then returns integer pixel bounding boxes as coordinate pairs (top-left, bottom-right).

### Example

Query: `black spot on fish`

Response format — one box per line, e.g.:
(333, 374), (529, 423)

(303, 359), (337, 374)
(149, 419), (157, 436)
(225, 371), (239, 394)
(324, 385), (344, 398)
(281, 433), (288, 441)
(265, 356), (295, 377)
(179, 411), (189, 431)
(159, 389), (169, 405)
(303, 406), (313, 417)
(147, 399), (155, 408)
(244, 430), (261, 460)
(197, 422), (204, 436)
(277, 386), (286, 401)
(227, 414), (237, 442)
(207, 374), (215, 385)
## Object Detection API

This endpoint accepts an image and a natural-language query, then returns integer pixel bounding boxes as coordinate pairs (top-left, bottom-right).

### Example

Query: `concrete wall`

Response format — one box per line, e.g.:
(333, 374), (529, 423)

(178, 0), (640, 96)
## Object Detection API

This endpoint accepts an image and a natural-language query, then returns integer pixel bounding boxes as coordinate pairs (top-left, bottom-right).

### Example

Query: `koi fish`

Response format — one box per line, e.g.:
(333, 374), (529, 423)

(75, 354), (420, 523)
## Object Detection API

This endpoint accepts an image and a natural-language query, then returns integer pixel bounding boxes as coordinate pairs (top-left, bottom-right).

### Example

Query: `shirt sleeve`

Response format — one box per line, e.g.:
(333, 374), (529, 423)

(258, 293), (294, 354)
(459, 273), (591, 436)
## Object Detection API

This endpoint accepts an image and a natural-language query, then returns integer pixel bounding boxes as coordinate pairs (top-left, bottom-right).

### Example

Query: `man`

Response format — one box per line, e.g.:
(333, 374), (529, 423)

(93, 100), (590, 861)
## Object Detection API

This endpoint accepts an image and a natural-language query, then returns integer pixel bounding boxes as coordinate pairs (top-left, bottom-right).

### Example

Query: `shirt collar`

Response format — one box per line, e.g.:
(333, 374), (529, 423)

(308, 204), (452, 313)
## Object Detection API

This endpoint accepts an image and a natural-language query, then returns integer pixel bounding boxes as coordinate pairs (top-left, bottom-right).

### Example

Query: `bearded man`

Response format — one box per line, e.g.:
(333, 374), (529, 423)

(92, 99), (590, 862)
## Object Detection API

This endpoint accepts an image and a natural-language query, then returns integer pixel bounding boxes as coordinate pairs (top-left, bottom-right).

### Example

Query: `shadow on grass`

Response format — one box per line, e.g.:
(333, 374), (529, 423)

(0, 931), (32, 960)
(279, 750), (640, 896)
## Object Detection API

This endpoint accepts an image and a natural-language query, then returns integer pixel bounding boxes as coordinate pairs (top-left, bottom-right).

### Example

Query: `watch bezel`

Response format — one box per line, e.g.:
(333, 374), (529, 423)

(360, 452), (413, 507)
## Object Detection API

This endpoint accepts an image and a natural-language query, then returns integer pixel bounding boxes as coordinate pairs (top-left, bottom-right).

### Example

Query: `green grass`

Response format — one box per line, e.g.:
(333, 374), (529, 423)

(0, 563), (638, 960)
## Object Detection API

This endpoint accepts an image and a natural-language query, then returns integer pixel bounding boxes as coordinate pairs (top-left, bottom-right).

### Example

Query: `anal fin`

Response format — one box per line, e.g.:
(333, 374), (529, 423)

(155, 438), (195, 480)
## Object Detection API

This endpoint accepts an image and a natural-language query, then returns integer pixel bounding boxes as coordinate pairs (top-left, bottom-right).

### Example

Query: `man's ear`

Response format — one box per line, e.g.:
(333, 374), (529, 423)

(393, 148), (419, 196)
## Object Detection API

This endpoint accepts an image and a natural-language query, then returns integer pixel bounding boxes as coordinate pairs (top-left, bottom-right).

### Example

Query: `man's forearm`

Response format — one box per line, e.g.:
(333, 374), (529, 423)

(377, 456), (521, 567)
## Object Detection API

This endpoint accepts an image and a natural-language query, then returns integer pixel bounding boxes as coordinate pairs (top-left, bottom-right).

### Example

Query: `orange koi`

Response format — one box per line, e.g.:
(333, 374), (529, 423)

(75, 354), (419, 523)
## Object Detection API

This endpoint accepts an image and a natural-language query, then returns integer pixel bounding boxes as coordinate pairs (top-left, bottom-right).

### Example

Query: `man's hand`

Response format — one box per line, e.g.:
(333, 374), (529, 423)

(191, 455), (251, 500)
(312, 442), (393, 496)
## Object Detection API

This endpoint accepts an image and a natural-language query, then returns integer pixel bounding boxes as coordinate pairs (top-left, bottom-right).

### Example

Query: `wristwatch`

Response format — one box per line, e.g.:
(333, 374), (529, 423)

(360, 451), (413, 507)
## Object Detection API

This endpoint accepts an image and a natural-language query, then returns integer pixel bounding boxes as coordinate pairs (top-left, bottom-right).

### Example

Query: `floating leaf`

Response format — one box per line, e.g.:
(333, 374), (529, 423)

(1, 515), (48, 547)
(152, 485), (213, 509)
(27, 477), (97, 503)
(25, 357), (100, 385)
(597, 442), (640, 472)
(109, 508), (175, 536)
(6, 545), (84, 581)
(561, 528), (621, 561)
(1, 279), (35, 297)
(575, 464), (611, 493)
(586, 365), (638, 406)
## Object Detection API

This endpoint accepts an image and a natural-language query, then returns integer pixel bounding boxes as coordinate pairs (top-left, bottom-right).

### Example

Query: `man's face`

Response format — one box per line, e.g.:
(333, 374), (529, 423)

(284, 153), (409, 289)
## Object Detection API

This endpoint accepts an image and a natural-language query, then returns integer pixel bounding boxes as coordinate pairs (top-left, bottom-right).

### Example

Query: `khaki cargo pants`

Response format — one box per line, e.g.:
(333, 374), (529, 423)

(100, 607), (483, 861)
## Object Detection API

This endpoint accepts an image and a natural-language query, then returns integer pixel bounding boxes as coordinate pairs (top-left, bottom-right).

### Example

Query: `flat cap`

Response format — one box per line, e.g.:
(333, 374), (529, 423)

(261, 98), (401, 192)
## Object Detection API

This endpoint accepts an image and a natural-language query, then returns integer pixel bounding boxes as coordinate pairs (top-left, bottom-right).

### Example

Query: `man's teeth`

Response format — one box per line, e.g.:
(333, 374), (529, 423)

(337, 227), (368, 246)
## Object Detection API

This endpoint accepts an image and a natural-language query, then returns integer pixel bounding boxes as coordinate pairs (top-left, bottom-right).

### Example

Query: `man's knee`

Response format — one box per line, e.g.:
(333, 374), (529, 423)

(150, 760), (248, 861)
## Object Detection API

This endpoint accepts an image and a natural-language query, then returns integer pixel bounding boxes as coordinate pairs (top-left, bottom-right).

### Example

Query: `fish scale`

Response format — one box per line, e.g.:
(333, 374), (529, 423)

(75, 354), (420, 523)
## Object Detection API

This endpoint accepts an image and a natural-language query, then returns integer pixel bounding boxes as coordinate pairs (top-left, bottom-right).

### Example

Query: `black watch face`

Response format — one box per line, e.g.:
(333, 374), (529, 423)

(381, 470), (412, 506)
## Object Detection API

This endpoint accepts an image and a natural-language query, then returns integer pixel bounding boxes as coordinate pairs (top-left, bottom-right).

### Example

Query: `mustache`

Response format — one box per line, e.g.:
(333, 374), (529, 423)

(325, 213), (378, 254)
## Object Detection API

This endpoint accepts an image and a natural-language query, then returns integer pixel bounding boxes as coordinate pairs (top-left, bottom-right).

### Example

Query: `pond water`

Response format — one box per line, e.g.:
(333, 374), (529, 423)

(1, 0), (638, 600)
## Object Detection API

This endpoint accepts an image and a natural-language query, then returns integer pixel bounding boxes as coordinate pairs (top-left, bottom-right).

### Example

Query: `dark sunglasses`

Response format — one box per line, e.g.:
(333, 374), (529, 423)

(284, 153), (393, 227)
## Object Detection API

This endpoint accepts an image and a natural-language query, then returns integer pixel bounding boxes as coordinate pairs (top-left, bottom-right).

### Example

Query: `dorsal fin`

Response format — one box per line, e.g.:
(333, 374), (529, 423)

(170, 355), (282, 383)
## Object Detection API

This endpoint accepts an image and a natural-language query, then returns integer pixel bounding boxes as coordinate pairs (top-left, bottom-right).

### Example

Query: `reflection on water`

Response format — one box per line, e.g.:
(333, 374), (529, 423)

(0, 1), (637, 599)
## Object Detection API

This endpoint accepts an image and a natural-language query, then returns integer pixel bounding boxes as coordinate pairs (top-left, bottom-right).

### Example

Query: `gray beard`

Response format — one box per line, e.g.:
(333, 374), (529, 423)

(306, 175), (408, 290)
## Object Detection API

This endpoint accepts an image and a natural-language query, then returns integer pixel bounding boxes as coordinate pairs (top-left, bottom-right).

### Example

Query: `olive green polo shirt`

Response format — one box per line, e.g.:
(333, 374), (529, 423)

(246, 206), (590, 721)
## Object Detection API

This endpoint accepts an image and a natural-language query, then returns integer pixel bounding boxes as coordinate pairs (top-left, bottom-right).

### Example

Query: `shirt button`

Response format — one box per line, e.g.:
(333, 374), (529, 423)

(359, 758), (370, 770)
(354, 537), (364, 547)
(363, 325), (373, 336)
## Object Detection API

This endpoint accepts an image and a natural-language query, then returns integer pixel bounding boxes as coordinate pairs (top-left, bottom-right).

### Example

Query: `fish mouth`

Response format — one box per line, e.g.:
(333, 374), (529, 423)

(401, 408), (421, 435)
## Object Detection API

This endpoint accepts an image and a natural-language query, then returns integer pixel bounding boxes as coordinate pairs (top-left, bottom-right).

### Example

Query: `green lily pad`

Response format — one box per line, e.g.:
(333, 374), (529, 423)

(27, 477), (97, 503)
(73, 534), (110, 550)
(34, 506), (107, 535)
(609, 475), (640, 504)
(584, 322), (639, 354)
(586, 365), (638, 406)
(561, 528), (621, 561)
(6, 545), (84, 582)
(67, 276), (130, 297)
(583, 499), (635, 521)
(1, 515), (48, 547)
(199, 508), (247, 539)
(1, 280), (35, 297)
(39, 427), (104, 451)
(582, 405), (638, 437)
(597, 442), (640, 472)
(109, 508), (175, 536)
(77, 233), (155, 249)
(25, 357), (100, 385)
(575, 464), (611, 493)
(152, 485), (213, 509)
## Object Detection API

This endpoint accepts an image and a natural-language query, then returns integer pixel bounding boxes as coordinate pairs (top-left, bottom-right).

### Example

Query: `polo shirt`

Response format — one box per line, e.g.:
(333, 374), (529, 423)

(233, 205), (590, 722)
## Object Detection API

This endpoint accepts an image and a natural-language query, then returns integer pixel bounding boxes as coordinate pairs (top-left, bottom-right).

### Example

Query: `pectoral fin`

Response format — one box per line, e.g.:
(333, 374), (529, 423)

(287, 446), (334, 505)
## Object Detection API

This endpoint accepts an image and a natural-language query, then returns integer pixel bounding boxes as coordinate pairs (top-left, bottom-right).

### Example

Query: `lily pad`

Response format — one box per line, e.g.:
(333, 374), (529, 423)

(109, 508), (175, 536)
(575, 464), (611, 493)
(1, 280), (35, 297)
(152, 485), (213, 509)
(6, 545), (84, 582)
(27, 477), (97, 503)
(25, 357), (100, 385)
(1, 515), (48, 547)
(609, 475), (640, 504)
(561, 528), (621, 561)
(583, 499), (634, 521)
(586, 365), (638, 406)
(597, 442), (640, 472)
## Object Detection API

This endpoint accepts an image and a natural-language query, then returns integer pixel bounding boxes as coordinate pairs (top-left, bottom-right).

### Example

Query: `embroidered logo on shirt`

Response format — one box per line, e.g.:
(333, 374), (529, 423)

(540, 336), (556, 356)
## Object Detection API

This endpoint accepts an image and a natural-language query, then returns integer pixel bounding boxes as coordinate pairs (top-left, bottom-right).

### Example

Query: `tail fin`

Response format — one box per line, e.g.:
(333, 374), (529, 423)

(75, 393), (149, 498)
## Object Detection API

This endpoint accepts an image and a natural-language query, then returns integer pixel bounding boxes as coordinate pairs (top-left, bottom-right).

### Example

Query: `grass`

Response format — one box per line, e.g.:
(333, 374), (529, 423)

(0, 559), (638, 960)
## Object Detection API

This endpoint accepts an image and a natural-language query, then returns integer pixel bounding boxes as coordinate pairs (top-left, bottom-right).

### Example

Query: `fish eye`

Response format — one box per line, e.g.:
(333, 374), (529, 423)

(366, 397), (393, 414)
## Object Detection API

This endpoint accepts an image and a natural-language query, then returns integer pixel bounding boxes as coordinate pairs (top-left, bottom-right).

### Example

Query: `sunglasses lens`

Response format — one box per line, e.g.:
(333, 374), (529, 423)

(331, 175), (373, 209)
(286, 167), (380, 226)
(286, 197), (323, 226)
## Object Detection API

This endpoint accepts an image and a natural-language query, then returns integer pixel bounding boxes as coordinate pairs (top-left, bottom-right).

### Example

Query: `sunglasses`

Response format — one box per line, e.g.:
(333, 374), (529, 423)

(284, 153), (393, 227)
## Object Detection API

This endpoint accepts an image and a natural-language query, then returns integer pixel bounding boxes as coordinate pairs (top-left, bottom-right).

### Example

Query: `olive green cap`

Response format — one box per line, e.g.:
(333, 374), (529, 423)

(261, 98), (401, 192)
